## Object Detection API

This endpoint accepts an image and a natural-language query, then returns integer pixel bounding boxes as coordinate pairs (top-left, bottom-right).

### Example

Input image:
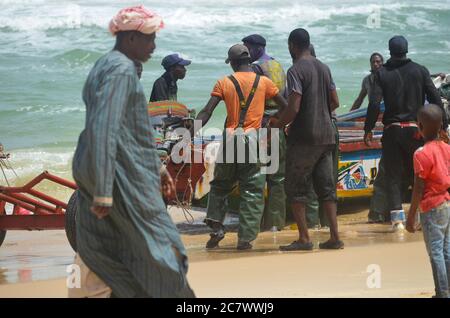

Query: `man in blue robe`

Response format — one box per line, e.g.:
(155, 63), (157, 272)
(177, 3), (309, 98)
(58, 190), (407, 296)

(71, 6), (194, 298)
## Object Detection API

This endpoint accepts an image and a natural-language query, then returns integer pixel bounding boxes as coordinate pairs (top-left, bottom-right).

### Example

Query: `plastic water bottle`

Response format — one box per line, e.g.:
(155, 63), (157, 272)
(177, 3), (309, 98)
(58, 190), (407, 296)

(391, 210), (406, 232)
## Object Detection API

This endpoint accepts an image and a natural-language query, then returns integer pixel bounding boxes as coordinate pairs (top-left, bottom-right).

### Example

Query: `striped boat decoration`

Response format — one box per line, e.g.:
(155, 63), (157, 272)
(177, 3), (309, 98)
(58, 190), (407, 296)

(148, 100), (190, 117)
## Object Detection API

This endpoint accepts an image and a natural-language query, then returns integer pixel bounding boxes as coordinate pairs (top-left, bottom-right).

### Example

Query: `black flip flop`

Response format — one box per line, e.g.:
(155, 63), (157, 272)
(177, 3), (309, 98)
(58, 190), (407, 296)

(319, 240), (344, 250)
(279, 241), (314, 251)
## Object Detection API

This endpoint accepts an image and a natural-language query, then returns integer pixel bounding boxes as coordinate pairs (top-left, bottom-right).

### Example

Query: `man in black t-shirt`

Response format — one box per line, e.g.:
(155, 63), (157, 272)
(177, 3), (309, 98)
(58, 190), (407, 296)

(273, 28), (343, 251)
(149, 53), (191, 102)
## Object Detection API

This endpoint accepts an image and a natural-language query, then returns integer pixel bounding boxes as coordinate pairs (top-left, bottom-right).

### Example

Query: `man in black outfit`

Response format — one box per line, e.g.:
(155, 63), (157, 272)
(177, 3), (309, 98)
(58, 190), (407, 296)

(150, 53), (191, 102)
(364, 35), (448, 229)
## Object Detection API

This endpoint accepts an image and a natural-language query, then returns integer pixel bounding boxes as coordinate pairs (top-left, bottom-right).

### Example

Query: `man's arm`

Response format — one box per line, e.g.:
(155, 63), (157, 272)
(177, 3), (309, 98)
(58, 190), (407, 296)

(406, 174), (425, 233)
(90, 74), (132, 217)
(424, 68), (443, 107)
(272, 93), (288, 115)
(274, 92), (301, 128)
(350, 87), (367, 111)
(193, 96), (222, 135)
(272, 67), (303, 128)
(330, 89), (340, 112)
(364, 72), (383, 146)
(423, 67), (448, 129)
(327, 69), (339, 112)
(430, 73), (446, 79)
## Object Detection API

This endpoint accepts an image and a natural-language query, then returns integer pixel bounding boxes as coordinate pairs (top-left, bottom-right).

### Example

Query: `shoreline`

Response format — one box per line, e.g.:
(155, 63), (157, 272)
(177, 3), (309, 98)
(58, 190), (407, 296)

(0, 239), (433, 298)
(0, 206), (435, 298)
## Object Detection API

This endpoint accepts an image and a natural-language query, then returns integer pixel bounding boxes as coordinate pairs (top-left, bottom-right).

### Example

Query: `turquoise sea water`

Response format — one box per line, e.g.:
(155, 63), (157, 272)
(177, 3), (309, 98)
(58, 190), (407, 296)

(0, 0), (449, 189)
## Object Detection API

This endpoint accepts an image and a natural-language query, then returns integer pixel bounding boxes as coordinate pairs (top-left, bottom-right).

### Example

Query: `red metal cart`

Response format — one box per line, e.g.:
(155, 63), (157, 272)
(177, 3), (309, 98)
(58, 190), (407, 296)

(0, 171), (78, 251)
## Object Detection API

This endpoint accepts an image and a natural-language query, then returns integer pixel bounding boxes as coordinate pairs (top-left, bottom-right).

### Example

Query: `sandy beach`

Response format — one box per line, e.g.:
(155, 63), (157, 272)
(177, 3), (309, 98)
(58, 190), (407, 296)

(0, 203), (435, 298)
(2, 0), (450, 301)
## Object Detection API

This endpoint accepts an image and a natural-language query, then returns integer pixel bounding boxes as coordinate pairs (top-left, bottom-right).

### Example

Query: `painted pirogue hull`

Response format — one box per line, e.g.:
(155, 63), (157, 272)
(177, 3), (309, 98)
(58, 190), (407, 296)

(336, 104), (384, 198)
(149, 101), (385, 204)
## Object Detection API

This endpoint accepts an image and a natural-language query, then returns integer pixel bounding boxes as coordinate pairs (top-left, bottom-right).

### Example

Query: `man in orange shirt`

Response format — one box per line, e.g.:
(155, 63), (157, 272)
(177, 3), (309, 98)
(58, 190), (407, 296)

(195, 44), (287, 250)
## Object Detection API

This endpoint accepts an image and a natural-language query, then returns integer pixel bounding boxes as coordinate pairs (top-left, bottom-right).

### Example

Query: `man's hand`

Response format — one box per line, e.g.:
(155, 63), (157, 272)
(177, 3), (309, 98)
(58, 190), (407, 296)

(267, 116), (280, 129)
(364, 131), (373, 147)
(284, 123), (291, 136)
(439, 129), (449, 143)
(406, 212), (416, 233)
(160, 167), (175, 199)
(90, 205), (110, 219)
(183, 118), (195, 138)
(350, 104), (360, 112)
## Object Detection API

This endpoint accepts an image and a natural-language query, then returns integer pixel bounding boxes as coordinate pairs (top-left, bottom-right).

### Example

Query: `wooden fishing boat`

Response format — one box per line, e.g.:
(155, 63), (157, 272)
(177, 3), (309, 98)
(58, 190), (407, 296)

(148, 101), (385, 206)
(335, 104), (384, 198)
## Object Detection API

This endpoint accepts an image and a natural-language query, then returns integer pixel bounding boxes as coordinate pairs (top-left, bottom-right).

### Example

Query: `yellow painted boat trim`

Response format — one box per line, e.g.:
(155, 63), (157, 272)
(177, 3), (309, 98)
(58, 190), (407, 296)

(337, 188), (373, 198)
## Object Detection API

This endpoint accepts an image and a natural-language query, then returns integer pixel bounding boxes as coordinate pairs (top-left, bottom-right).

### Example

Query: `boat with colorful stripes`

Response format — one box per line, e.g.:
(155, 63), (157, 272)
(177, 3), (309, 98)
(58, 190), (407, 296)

(148, 100), (385, 205)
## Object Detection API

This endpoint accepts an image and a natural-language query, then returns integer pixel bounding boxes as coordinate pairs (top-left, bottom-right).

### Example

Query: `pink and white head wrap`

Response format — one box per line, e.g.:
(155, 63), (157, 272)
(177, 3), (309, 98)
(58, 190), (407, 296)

(109, 5), (164, 36)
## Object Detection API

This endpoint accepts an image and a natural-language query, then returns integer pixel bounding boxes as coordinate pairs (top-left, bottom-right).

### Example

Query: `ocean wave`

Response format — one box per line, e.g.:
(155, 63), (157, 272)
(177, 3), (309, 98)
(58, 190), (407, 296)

(54, 48), (103, 66)
(404, 12), (440, 32)
(162, 4), (398, 30)
(0, 147), (75, 201)
(0, 2), (110, 32)
(15, 105), (85, 115)
(0, 1), (447, 32)
(0, 148), (74, 185)
(440, 41), (450, 50)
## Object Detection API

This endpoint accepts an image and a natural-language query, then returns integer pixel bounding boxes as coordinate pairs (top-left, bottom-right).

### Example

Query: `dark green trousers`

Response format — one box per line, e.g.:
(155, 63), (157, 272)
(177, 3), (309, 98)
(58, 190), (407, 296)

(205, 134), (266, 242)
(261, 129), (287, 230)
(368, 157), (390, 222)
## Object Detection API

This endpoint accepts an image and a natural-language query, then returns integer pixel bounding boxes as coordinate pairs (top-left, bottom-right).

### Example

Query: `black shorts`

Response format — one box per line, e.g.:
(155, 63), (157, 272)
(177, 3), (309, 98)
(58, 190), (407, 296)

(285, 143), (337, 203)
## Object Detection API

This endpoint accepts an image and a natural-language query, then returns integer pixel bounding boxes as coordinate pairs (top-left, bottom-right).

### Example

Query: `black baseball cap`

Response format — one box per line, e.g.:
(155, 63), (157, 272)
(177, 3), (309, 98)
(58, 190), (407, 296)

(161, 53), (191, 70)
(389, 35), (408, 55)
(241, 34), (266, 47)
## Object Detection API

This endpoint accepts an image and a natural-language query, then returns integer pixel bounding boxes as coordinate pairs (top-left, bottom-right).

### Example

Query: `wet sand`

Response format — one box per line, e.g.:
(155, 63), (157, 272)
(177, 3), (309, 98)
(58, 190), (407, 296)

(0, 202), (435, 298)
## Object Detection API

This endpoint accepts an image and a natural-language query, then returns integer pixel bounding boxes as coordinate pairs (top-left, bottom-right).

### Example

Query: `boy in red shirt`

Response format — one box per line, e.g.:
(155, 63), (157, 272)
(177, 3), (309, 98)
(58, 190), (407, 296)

(406, 104), (450, 298)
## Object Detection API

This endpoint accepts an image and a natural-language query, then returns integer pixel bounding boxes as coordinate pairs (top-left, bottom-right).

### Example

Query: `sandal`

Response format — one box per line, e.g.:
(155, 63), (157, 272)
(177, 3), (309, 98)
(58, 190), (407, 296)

(319, 240), (344, 250)
(279, 240), (314, 251)
(206, 231), (225, 249)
